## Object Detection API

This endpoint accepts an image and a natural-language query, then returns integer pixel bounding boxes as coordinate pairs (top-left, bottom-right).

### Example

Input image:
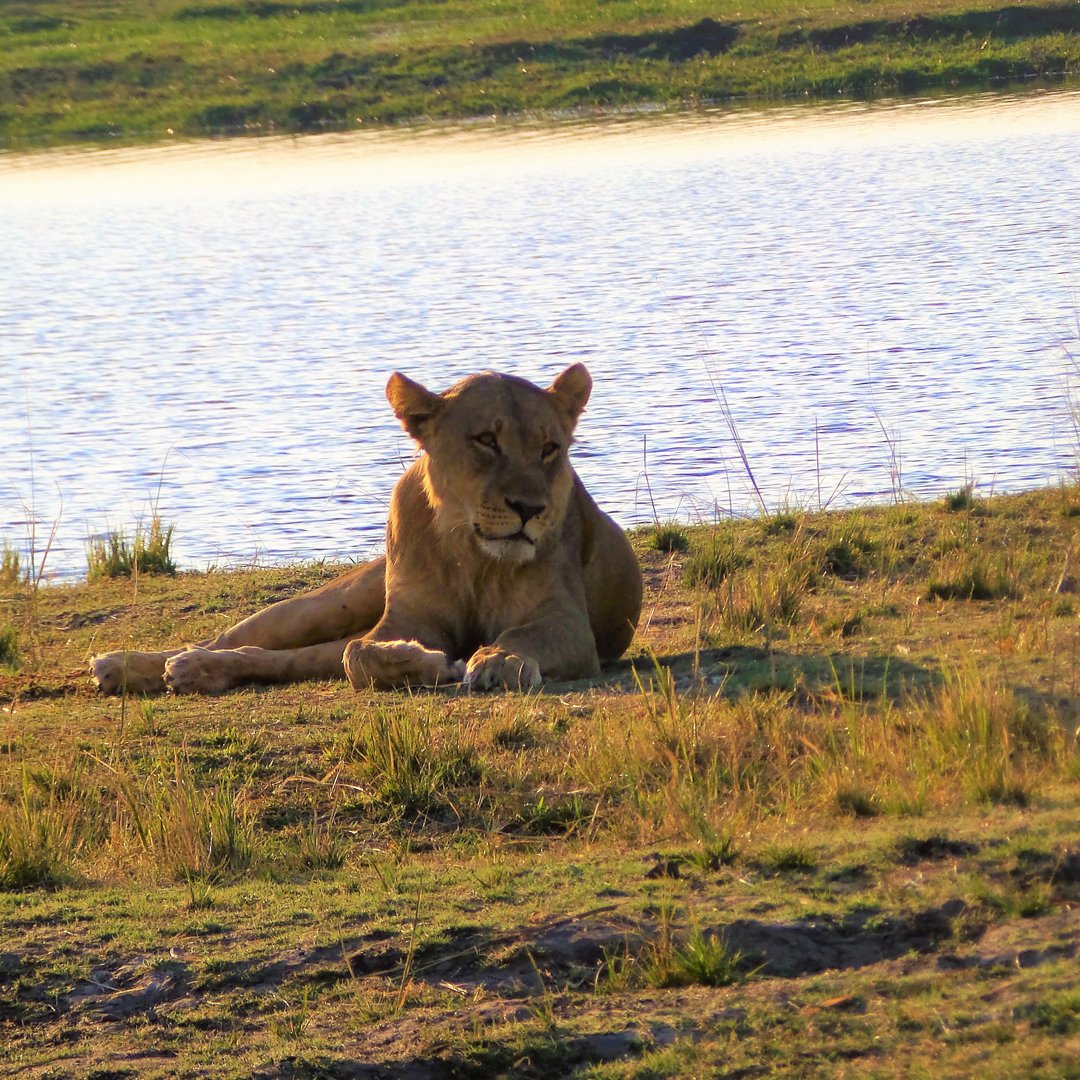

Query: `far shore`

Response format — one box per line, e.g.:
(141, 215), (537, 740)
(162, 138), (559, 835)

(2, 0), (1077, 149)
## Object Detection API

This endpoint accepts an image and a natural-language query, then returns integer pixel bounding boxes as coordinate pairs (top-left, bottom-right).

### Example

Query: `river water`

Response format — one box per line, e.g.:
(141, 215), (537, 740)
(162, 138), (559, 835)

(2, 90), (1078, 579)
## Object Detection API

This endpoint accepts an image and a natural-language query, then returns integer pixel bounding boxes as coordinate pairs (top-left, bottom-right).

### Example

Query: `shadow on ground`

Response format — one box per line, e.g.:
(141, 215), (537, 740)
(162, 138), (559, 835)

(779, 3), (1079, 50)
(565, 645), (941, 701)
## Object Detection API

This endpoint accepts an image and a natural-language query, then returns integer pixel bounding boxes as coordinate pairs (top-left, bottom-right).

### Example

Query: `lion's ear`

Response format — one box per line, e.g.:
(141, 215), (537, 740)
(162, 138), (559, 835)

(386, 372), (442, 443)
(547, 363), (592, 421)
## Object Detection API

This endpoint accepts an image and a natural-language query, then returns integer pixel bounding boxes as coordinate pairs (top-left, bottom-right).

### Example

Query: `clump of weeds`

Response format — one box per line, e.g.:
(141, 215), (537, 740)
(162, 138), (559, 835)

(1, 539), (24, 588)
(713, 547), (820, 634)
(86, 514), (176, 581)
(651, 522), (690, 553)
(0, 624), (17, 671)
(944, 482), (981, 512)
(0, 760), (94, 889)
(111, 752), (255, 881)
(337, 703), (482, 822)
(761, 841), (818, 873)
(683, 530), (747, 588)
(927, 549), (1019, 601)
(641, 907), (743, 989)
(821, 518), (881, 578)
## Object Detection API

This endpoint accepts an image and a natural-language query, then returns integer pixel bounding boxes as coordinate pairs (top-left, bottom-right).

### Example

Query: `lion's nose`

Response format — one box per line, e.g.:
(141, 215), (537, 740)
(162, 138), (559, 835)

(506, 498), (545, 525)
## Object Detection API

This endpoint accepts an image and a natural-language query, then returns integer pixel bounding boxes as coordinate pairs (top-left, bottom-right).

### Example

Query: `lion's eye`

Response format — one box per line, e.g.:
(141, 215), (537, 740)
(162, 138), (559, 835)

(473, 432), (499, 452)
(541, 442), (560, 461)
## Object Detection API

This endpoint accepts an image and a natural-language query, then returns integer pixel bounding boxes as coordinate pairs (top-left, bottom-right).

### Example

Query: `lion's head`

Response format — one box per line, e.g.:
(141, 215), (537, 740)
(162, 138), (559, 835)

(386, 364), (592, 565)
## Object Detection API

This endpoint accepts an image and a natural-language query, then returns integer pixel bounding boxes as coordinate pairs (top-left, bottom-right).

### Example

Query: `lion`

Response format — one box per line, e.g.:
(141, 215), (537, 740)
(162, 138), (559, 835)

(90, 363), (642, 695)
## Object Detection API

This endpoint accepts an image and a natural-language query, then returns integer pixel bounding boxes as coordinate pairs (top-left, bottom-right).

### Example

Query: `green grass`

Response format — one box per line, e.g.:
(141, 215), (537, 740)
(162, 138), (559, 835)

(0, 541), (22, 588)
(1, 0), (1077, 147)
(1029, 989), (1080, 1035)
(642, 923), (744, 988)
(927, 548), (1018, 600)
(650, 522), (690, 554)
(944, 481), (981, 511)
(0, 625), (17, 671)
(682, 530), (747, 588)
(336, 701), (482, 821)
(821, 515), (882, 579)
(761, 841), (819, 873)
(85, 514), (176, 581)
(0, 765), (87, 889)
(2, 485), (1080, 1073)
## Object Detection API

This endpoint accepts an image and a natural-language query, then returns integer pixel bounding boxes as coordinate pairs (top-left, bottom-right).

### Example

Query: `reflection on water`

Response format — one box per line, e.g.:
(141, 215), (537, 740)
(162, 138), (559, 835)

(1, 90), (1078, 578)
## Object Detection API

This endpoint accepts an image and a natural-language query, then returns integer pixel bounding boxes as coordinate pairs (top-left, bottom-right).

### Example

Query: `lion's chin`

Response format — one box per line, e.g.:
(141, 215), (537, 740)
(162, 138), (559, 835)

(474, 527), (538, 564)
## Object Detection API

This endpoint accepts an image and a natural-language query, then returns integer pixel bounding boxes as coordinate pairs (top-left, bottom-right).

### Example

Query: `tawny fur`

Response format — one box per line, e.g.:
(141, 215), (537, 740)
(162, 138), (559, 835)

(90, 364), (642, 695)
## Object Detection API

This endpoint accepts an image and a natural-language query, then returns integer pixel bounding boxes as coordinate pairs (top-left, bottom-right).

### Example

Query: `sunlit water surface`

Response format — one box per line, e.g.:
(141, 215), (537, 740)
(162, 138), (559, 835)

(2, 90), (1079, 578)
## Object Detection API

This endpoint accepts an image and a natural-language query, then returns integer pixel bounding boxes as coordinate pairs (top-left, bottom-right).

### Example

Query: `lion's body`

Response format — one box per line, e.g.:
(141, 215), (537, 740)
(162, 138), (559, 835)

(91, 365), (642, 695)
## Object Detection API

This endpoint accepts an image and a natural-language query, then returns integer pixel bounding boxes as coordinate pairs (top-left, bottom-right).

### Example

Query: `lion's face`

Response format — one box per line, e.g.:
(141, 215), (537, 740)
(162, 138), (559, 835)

(387, 365), (592, 565)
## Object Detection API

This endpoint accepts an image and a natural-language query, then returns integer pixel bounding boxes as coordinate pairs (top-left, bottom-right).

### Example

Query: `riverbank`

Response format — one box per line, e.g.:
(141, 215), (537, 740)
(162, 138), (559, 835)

(2, 0), (1078, 147)
(2, 484), (1079, 1074)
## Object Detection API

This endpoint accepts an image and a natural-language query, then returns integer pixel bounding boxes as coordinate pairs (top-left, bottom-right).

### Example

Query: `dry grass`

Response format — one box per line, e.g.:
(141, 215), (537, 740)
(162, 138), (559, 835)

(2, 485), (1078, 870)
(1, 484), (1079, 1075)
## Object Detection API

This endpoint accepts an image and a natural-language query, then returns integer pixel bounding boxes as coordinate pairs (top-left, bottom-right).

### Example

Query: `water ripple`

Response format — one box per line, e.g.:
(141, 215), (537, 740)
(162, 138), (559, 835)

(1, 90), (1078, 576)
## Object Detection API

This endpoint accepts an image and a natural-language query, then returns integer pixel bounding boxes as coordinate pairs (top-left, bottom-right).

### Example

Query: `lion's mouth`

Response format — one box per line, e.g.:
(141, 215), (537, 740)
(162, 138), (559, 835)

(474, 525), (535, 547)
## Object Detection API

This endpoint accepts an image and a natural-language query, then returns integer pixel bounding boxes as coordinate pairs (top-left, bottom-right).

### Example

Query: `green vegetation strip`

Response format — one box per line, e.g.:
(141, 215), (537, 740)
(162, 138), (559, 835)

(1, 0), (1078, 146)
(2, 485), (1080, 1073)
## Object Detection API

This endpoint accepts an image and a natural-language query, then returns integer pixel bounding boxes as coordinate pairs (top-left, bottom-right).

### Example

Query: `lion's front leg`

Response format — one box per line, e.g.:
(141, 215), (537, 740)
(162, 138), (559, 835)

(209, 557), (387, 651)
(464, 600), (600, 691)
(343, 638), (465, 691)
(164, 637), (363, 694)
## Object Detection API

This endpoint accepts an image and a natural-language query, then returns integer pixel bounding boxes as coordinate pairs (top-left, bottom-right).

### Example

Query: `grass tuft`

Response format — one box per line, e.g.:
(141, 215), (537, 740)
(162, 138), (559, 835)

(113, 753), (254, 881)
(763, 511), (800, 536)
(338, 704), (481, 821)
(927, 550), (1018, 601)
(944, 483), (980, 511)
(86, 515), (176, 581)
(643, 918), (743, 989)
(686, 833), (739, 871)
(836, 785), (880, 818)
(1, 540), (23, 588)
(914, 667), (1047, 806)
(822, 520), (881, 579)
(298, 807), (349, 871)
(0, 625), (17, 671)
(651, 523), (690, 553)
(682, 532), (747, 589)
(667, 927), (743, 987)
(0, 765), (88, 889)
(762, 842), (817, 873)
(714, 549), (820, 633)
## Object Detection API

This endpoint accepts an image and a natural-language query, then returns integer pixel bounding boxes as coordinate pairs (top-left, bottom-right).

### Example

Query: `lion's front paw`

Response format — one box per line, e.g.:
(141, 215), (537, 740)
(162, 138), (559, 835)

(90, 651), (169, 695)
(344, 639), (465, 690)
(164, 648), (245, 695)
(464, 647), (542, 692)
